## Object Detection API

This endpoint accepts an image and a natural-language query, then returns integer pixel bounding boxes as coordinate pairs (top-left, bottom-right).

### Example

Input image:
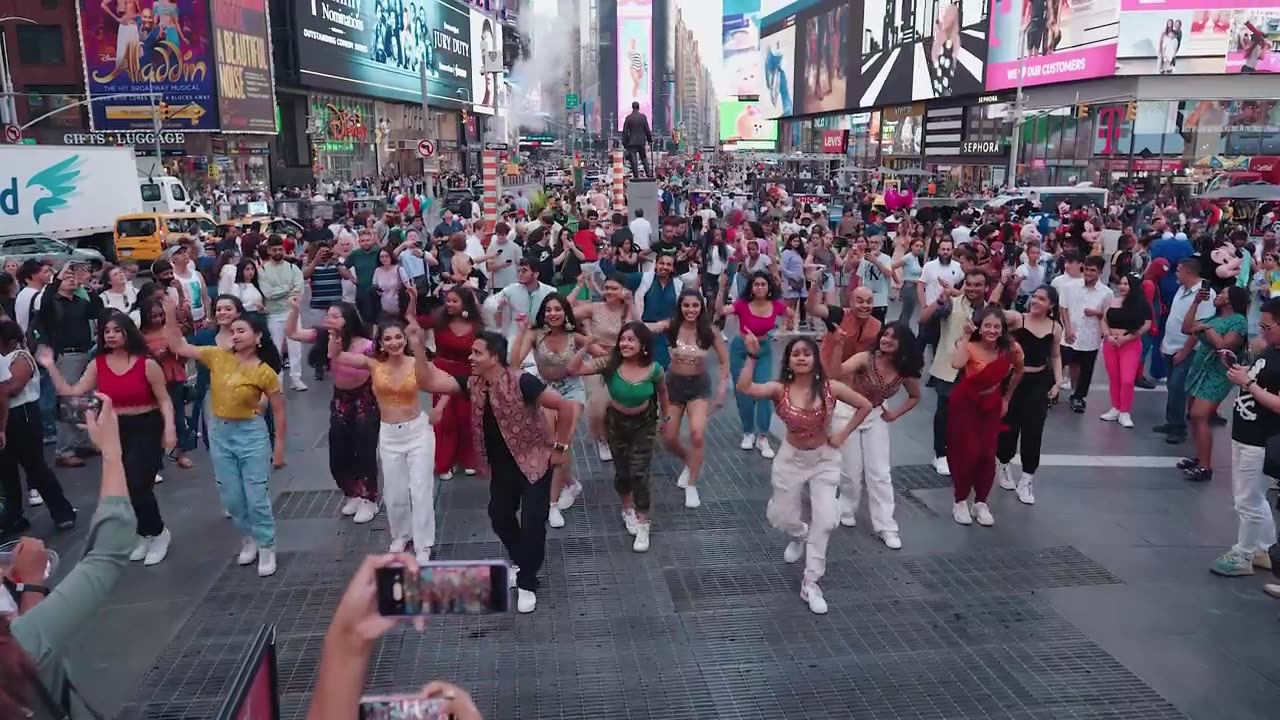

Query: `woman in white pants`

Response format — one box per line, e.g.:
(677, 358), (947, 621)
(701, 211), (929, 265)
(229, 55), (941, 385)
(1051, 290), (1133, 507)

(330, 302), (437, 565)
(834, 322), (923, 550)
(735, 333), (871, 615)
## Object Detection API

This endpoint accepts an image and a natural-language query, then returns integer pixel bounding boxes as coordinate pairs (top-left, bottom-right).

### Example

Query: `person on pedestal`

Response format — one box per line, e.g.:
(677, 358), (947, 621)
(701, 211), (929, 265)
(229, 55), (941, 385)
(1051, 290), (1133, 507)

(621, 101), (653, 179)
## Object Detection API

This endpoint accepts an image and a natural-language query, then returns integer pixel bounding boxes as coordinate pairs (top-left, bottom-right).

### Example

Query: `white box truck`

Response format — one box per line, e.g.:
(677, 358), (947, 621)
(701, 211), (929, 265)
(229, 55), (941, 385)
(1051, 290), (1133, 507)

(0, 145), (191, 259)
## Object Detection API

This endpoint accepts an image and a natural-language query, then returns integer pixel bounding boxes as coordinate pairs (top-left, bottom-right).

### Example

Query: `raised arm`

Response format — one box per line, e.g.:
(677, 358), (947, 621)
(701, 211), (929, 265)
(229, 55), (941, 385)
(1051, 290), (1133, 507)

(36, 346), (99, 396)
(162, 298), (202, 360)
(734, 333), (782, 399)
(286, 296), (319, 343)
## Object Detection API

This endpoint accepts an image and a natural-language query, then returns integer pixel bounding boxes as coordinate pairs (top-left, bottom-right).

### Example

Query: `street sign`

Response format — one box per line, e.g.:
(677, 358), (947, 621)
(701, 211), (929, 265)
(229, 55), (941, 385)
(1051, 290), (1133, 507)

(417, 139), (436, 158)
(3, 124), (20, 144)
(565, 93), (579, 110)
(485, 142), (509, 151)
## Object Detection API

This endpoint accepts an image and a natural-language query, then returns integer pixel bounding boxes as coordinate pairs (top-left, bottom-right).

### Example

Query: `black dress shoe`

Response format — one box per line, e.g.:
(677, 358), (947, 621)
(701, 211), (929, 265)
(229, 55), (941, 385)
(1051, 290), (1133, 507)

(1135, 376), (1156, 389)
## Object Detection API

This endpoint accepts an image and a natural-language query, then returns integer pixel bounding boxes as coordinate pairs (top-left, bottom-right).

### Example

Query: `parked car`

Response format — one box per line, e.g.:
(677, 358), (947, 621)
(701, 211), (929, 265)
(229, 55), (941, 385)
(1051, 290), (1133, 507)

(0, 234), (106, 269)
(544, 171), (570, 187)
(445, 188), (477, 216)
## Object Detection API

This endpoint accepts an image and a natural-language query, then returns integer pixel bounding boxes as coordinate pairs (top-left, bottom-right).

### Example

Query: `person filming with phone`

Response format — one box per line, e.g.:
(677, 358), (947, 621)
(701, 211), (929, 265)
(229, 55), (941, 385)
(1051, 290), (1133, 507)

(34, 263), (103, 469)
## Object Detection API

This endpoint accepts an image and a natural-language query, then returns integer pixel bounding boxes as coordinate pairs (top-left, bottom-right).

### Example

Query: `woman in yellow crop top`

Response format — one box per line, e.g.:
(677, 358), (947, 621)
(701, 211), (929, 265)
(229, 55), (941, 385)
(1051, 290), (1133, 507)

(162, 297), (286, 578)
(568, 321), (671, 553)
(330, 286), (440, 565)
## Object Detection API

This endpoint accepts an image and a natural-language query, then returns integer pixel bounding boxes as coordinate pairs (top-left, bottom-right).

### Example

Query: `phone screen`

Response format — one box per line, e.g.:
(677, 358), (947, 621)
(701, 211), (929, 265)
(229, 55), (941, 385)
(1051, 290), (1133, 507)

(359, 695), (446, 720)
(56, 395), (102, 424)
(375, 561), (510, 616)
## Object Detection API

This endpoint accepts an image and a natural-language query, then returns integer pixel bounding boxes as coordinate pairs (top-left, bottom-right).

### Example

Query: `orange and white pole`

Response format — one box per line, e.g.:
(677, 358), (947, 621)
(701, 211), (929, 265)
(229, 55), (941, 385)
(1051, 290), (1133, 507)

(482, 150), (499, 233)
(611, 150), (625, 212)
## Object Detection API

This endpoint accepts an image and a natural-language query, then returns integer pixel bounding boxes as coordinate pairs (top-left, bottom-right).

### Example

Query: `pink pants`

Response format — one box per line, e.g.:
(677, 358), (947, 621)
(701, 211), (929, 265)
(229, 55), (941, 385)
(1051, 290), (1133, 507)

(1103, 339), (1143, 412)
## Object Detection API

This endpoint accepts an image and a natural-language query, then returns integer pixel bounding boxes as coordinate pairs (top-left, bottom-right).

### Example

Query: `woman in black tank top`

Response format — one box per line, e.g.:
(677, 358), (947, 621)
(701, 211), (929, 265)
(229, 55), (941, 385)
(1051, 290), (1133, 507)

(995, 285), (1064, 506)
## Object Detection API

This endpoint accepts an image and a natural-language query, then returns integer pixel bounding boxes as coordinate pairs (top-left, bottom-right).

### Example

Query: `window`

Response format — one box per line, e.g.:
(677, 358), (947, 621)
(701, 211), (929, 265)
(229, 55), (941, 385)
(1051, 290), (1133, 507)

(0, 237), (39, 254)
(15, 25), (65, 66)
(117, 219), (157, 237)
(140, 184), (162, 202)
(169, 183), (186, 201)
(35, 237), (70, 254)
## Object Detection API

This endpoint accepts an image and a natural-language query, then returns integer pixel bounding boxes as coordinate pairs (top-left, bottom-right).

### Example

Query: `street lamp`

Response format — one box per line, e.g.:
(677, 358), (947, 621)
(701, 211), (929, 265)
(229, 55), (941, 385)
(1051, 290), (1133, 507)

(1005, 25), (1029, 191)
(0, 16), (37, 126)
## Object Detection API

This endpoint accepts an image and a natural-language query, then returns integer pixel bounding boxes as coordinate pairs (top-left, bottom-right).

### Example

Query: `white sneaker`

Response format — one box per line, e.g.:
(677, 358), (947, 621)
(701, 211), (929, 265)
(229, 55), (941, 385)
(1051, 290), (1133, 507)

(389, 536), (410, 553)
(352, 499), (378, 524)
(28, 489), (43, 507)
(1060, 378), (1073, 392)
(997, 462), (1015, 491)
(439, 470), (455, 481)
(548, 506), (566, 528)
(463, 468), (476, 476)
(257, 548), (277, 577)
(973, 502), (995, 527)
(756, 436), (775, 459)
(340, 497), (360, 516)
(953, 501), (973, 525)
(290, 378), (308, 391)
(783, 540), (805, 563)
(597, 440), (613, 462)
(633, 522), (651, 552)
(154, 473), (164, 484)
(801, 582), (828, 614)
(1100, 407), (1120, 422)
(739, 433), (755, 450)
(1016, 474), (1036, 505)
(676, 467), (690, 488)
(684, 486), (701, 508)
(508, 566), (520, 588)
(880, 531), (902, 550)
(130, 536), (151, 562)
(621, 508), (640, 536)
(556, 482), (582, 510)
(1118, 412), (1134, 428)
(415, 548), (432, 565)
(934, 457), (951, 476)
(237, 538), (259, 565)
(145, 528), (171, 566)
(223, 507), (232, 518)
(517, 588), (537, 613)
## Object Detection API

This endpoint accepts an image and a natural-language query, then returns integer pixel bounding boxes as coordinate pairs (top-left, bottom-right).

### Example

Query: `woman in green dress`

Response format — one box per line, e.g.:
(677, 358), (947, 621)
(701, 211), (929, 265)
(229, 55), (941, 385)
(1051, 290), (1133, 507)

(1181, 285), (1250, 481)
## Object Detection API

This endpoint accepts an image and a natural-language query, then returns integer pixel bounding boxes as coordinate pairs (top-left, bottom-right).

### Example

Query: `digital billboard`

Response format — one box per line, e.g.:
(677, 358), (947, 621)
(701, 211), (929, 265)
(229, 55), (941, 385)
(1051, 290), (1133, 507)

(853, 0), (988, 105)
(75, 0), (219, 131)
(470, 9), (498, 113)
(1226, 8), (1280, 73)
(297, 0), (475, 108)
(1115, 1), (1277, 75)
(722, 0), (763, 98)
(759, 17), (796, 118)
(986, 0), (1119, 90)
(795, 0), (855, 114)
(617, 0), (654, 126)
(210, 0), (276, 133)
(720, 100), (778, 143)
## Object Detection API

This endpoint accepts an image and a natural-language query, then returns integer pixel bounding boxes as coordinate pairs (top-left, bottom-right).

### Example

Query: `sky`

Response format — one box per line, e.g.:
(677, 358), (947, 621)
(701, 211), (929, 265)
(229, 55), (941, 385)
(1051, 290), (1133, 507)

(673, 0), (726, 99)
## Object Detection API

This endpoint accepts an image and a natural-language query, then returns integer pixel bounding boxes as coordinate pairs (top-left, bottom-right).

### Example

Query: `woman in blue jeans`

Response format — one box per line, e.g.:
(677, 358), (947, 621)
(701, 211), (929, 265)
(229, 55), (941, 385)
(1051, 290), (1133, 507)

(718, 271), (791, 459)
(162, 297), (286, 577)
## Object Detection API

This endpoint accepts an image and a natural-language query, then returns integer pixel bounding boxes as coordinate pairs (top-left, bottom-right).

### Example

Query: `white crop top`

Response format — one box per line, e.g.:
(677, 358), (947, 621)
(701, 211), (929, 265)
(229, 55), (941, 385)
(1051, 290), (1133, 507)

(0, 349), (41, 407)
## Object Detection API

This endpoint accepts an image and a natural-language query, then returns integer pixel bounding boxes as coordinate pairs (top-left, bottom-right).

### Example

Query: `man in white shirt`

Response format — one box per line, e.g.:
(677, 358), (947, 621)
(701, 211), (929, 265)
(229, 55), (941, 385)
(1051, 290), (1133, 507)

(483, 258), (556, 350)
(916, 239), (965, 352)
(1061, 255), (1114, 413)
(629, 209), (653, 254)
(487, 223), (523, 291)
(1157, 257), (1216, 444)
(951, 218), (973, 246)
(14, 259), (51, 335)
(169, 244), (208, 325)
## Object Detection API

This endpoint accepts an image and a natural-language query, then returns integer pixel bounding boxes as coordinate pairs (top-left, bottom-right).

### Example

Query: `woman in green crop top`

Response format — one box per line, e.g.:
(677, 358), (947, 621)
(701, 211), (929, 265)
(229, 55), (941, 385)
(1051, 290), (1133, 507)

(569, 321), (670, 554)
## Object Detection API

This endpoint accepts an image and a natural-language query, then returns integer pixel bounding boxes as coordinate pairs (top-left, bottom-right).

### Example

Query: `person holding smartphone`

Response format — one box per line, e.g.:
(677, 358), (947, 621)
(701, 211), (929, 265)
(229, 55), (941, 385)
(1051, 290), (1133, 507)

(34, 263), (104, 468)
(1180, 285), (1249, 482)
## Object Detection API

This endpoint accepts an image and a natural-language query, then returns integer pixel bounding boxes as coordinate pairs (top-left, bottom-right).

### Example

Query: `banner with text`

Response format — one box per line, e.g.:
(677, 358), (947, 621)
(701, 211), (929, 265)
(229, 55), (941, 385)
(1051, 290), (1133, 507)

(211, 0), (276, 132)
(986, 0), (1120, 90)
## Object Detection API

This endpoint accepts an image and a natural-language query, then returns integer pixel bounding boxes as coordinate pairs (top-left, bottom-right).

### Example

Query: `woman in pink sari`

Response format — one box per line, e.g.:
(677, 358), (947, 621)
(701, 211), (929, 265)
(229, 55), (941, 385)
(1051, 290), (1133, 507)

(946, 307), (1023, 527)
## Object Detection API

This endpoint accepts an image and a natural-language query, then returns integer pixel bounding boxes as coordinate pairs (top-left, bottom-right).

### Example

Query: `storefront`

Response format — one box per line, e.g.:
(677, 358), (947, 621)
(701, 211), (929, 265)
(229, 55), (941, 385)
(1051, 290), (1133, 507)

(307, 94), (379, 182)
(921, 94), (1013, 191)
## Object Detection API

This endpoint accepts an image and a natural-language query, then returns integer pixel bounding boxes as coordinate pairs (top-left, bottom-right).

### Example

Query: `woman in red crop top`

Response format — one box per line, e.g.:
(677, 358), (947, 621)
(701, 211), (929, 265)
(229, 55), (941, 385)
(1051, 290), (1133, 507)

(735, 332), (871, 615)
(39, 310), (177, 566)
(427, 286), (484, 479)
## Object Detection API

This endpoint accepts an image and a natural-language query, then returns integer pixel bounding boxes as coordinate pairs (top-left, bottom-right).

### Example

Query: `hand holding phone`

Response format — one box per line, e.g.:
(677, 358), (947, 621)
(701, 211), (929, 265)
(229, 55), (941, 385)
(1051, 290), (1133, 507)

(1216, 348), (1238, 368)
(376, 561), (511, 616)
(56, 394), (102, 425)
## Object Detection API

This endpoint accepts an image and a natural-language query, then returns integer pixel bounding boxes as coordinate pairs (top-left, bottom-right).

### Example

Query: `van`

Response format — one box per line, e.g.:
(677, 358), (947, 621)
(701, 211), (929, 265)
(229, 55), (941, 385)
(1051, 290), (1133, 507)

(114, 212), (217, 262)
(138, 176), (192, 213)
(988, 185), (1108, 211)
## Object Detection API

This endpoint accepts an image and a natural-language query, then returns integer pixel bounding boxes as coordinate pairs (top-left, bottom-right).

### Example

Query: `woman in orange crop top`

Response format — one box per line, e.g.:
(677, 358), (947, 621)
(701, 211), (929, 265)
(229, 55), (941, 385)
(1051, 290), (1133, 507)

(735, 332), (872, 615)
(330, 287), (440, 565)
(286, 297), (380, 524)
(947, 306), (1024, 528)
(40, 310), (177, 567)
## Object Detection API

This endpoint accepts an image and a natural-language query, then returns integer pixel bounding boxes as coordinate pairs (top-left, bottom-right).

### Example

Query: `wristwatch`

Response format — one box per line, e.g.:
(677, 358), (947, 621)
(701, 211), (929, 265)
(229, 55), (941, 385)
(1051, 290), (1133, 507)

(3, 578), (49, 596)
(552, 442), (569, 452)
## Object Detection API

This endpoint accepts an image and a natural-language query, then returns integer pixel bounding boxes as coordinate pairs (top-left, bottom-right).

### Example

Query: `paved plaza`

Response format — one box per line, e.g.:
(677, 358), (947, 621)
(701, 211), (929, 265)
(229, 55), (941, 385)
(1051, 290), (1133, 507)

(25, 359), (1280, 719)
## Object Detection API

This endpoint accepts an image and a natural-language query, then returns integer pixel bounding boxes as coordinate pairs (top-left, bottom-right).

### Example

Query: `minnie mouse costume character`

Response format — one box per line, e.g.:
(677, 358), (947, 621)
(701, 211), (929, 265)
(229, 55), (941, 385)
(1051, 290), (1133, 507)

(1200, 233), (1244, 292)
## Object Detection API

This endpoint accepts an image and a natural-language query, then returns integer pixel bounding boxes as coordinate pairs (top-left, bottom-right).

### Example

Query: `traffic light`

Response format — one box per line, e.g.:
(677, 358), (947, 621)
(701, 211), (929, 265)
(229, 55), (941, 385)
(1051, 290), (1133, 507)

(1126, 100), (1138, 122)
(1076, 104), (1089, 120)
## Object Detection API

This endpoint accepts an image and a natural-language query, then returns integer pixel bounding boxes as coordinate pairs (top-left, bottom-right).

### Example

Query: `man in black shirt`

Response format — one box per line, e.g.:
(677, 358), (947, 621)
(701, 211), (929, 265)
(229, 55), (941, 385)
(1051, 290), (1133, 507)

(36, 264), (103, 467)
(609, 212), (633, 249)
(525, 227), (557, 286)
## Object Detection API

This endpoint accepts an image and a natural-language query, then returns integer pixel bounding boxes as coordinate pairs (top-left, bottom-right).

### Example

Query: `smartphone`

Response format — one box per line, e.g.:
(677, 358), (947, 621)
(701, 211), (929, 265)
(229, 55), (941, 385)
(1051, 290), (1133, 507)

(56, 394), (102, 424)
(375, 561), (511, 616)
(358, 695), (447, 720)
(1216, 348), (1238, 368)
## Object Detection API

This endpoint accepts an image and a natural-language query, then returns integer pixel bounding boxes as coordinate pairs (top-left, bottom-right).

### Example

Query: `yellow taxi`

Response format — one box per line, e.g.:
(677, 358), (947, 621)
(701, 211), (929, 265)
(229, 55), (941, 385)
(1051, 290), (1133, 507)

(113, 212), (218, 262)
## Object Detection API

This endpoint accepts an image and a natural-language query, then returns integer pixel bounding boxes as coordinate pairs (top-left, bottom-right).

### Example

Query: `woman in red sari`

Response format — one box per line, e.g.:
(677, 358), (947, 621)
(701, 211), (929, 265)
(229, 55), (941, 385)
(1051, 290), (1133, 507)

(424, 287), (484, 479)
(946, 306), (1024, 527)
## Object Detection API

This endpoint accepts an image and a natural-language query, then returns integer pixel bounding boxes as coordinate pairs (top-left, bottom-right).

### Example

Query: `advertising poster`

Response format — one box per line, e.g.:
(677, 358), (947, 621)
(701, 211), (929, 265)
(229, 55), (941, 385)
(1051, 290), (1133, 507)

(470, 9), (497, 114)
(210, 0), (276, 133)
(722, 0), (763, 98)
(1226, 8), (1280, 73)
(986, 0), (1120, 91)
(880, 104), (923, 156)
(852, 0), (988, 105)
(297, 0), (474, 108)
(75, 0), (219, 131)
(617, 0), (654, 125)
(720, 100), (778, 143)
(796, 1), (854, 114)
(759, 19), (796, 118)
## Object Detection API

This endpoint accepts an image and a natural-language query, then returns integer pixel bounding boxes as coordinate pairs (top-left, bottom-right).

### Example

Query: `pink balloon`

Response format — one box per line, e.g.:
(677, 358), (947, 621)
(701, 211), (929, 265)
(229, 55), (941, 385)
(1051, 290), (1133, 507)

(900, 188), (915, 208)
(885, 187), (900, 210)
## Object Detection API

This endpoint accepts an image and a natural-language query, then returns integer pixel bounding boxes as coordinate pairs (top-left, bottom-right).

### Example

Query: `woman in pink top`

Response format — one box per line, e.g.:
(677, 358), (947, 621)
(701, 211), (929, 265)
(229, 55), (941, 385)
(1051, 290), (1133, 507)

(717, 270), (792, 459)
(286, 297), (381, 523)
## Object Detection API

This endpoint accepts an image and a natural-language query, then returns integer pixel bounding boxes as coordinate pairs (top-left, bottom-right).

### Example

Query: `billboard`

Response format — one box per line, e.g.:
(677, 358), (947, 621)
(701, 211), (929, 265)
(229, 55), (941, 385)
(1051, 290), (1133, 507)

(720, 100), (778, 144)
(796, 1), (854, 114)
(617, 0), (654, 126)
(1226, 8), (1280, 73)
(297, 0), (475, 108)
(1115, 1), (1277, 75)
(986, 0), (1120, 90)
(853, 0), (988, 105)
(722, 0), (763, 98)
(210, 0), (276, 133)
(759, 18), (796, 118)
(470, 9), (498, 113)
(75, 0), (219, 132)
